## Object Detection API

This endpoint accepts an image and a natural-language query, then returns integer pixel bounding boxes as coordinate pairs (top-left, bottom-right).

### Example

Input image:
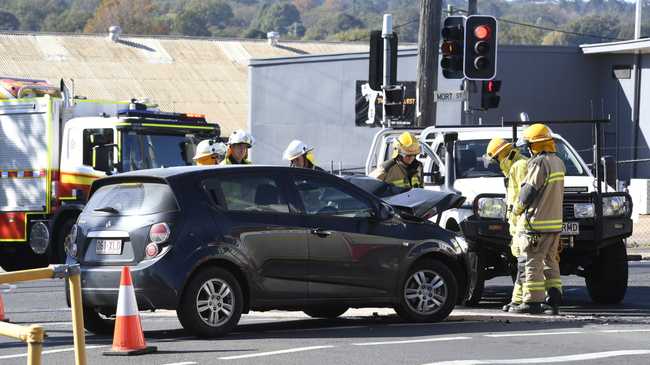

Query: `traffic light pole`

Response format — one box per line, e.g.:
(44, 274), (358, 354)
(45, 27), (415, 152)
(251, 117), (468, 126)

(416, 0), (442, 128)
(463, 0), (478, 124)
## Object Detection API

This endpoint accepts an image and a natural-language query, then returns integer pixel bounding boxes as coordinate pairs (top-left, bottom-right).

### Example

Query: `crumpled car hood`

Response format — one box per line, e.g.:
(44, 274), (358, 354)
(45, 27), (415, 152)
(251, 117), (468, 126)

(345, 176), (466, 219)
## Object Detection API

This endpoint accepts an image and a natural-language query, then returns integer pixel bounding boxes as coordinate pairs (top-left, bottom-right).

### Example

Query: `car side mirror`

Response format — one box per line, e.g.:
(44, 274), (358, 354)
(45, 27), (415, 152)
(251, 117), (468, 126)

(376, 203), (395, 220)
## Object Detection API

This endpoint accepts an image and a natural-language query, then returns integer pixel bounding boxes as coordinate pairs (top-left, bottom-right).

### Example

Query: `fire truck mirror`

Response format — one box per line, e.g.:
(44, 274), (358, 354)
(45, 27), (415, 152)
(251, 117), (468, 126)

(92, 144), (117, 175)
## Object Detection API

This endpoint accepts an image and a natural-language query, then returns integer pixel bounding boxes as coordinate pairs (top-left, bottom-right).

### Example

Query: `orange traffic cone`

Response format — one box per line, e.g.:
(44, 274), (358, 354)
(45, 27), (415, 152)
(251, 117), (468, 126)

(103, 266), (156, 356)
(0, 292), (8, 322)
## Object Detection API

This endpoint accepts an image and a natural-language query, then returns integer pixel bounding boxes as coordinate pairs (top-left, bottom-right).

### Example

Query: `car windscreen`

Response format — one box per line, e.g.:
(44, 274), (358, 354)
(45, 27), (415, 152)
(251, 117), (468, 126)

(85, 182), (179, 216)
(121, 132), (194, 172)
(454, 139), (588, 178)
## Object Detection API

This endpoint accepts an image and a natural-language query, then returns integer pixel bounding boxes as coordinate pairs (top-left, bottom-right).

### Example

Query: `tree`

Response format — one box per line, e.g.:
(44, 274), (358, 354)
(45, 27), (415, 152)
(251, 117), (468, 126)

(542, 14), (623, 46)
(172, 0), (234, 36)
(249, 2), (302, 35)
(0, 11), (19, 31)
(42, 9), (93, 33)
(84, 0), (169, 35)
(304, 13), (364, 40)
(292, 0), (322, 13)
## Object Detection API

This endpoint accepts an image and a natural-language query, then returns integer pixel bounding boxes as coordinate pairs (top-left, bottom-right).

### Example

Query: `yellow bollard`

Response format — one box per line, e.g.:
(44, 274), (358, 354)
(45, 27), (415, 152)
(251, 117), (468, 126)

(67, 267), (87, 365)
(0, 267), (54, 285)
(26, 325), (44, 365)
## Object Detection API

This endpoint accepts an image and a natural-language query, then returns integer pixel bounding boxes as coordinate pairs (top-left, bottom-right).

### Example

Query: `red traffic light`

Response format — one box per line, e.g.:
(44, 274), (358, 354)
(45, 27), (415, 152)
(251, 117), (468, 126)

(474, 25), (491, 40)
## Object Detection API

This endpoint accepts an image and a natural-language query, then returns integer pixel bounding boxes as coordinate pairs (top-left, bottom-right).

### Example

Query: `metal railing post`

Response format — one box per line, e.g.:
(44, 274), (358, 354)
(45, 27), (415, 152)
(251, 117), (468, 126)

(66, 265), (86, 365)
(26, 325), (44, 365)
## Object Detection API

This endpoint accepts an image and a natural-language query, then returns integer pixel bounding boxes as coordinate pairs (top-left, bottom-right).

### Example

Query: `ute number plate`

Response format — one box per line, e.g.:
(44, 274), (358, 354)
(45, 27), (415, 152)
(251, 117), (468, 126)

(96, 239), (122, 255)
(561, 222), (579, 236)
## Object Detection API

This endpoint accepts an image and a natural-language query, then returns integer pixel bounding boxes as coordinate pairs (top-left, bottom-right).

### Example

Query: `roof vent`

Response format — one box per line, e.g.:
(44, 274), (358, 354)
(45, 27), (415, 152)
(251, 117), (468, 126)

(267, 31), (280, 47)
(108, 25), (122, 42)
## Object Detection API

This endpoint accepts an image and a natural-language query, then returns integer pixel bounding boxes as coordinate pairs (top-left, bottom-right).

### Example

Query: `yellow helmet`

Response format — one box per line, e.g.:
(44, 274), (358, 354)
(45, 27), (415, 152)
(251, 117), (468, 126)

(485, 137), (512, 161)
(522, 123), (553, 144)
(393, 132), (421, 158)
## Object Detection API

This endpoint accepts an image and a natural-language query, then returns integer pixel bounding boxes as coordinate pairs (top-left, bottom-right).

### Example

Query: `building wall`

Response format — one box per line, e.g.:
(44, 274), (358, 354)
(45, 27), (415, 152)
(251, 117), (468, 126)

(250, 46), (607, 171)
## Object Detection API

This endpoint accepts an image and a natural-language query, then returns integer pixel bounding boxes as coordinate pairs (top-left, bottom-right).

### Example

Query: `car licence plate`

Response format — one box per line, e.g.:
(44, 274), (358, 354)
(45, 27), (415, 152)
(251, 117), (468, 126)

(561, 222), (579, 236)
(96, 239), (122, 255)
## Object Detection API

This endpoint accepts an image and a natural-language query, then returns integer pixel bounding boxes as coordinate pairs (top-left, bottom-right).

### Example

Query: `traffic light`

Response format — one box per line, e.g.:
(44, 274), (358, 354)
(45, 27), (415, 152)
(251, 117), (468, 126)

(481, 80), (501, 110)
(368, 30), (398, 91)
(464, 15), (498, 80)
(440, 16), (465, 79)
(383, 85), (405, 122)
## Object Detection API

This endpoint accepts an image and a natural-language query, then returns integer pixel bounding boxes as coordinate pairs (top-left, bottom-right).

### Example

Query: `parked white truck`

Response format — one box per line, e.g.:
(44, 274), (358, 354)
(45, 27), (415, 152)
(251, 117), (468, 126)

(366, 125), (633, 305)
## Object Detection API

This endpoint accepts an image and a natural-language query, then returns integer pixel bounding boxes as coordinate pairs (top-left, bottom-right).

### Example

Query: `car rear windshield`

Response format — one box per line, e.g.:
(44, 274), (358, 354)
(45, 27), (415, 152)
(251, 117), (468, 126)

(85, 182), (179, 216)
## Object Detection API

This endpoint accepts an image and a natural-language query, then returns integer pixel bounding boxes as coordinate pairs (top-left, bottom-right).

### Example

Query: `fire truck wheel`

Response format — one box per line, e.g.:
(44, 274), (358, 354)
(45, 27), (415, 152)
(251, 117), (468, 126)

(585, 239), (628, 304)
(54, 218), (77, 264)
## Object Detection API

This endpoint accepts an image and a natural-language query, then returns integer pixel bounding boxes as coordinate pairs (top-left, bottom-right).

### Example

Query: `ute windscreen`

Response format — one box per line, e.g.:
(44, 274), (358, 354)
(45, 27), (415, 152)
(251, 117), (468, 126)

(85, 182), (178, 216)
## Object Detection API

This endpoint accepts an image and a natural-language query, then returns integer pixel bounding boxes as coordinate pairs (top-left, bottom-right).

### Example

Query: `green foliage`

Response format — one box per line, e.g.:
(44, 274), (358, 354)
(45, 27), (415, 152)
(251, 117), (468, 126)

(0, 0), (646, 43)
(0, 10), (19, 31)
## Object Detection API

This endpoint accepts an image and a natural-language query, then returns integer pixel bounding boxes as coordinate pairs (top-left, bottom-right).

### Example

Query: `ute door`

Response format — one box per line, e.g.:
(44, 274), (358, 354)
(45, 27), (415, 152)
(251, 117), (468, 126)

(290, 172), (403, 299)
(203, 172), (309, 301)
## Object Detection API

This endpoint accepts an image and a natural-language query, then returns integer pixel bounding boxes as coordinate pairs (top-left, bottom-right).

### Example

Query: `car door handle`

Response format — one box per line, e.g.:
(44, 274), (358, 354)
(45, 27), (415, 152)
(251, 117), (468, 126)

(310, 228), (332, 237)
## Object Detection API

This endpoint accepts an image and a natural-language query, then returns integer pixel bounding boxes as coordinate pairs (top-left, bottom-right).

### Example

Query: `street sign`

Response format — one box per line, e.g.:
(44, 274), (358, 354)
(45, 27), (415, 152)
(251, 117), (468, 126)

(434, 90), (467, 102)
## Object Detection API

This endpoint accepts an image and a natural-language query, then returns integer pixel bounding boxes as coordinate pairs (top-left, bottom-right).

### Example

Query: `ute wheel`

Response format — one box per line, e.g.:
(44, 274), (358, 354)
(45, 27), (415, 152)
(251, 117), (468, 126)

(586, 240), (628, 304)
(177, 267), (243, 338)
(464, 254), (485, 306)
(395, 259), (457, 322)
(83, 307), (115, 335)
(303, 306), (349, 319)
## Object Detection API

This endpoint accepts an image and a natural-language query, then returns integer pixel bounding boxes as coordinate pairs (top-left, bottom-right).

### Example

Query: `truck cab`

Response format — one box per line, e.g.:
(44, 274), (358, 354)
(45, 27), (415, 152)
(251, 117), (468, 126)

(366, 125), (633, 305)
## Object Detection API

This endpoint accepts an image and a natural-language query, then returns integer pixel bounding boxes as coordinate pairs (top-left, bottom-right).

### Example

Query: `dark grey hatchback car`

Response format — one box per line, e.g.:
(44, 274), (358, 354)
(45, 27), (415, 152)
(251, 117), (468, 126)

(67, 165), (471, 337)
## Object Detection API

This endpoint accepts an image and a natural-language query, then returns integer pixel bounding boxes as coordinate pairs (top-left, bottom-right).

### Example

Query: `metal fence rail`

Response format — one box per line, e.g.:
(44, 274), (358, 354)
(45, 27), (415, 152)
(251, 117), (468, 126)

(0, 264), (86, 365)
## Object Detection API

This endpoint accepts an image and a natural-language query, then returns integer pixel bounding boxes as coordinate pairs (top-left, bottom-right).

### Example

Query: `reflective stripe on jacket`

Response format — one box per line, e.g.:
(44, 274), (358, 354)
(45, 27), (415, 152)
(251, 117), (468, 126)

(369, 159), (423, 189)
(516, 153), (565, 233)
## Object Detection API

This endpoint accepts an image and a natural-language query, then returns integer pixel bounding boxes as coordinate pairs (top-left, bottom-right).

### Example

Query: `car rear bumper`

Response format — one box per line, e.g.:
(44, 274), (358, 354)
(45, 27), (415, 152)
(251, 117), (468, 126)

(75, 257), (178, 311)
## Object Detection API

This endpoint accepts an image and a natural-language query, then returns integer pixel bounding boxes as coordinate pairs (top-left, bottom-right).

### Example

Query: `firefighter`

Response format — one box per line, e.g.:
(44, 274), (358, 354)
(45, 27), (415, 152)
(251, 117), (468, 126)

(282, 140), (324, 171)
(484, 137), (528, 312)
(221, 129), (254, 165)
(511, 124), (565, 315)
(193, 139), (227, 166)
(369, 131), (423, 188)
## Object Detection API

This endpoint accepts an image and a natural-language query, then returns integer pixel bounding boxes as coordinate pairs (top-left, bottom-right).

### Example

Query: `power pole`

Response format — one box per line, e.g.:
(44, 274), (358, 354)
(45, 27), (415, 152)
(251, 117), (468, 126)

(416, 0), (442, 128)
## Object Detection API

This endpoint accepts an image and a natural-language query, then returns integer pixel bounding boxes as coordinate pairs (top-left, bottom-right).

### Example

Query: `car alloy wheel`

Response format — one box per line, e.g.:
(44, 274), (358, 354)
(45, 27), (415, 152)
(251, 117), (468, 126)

(196, 278), (234, 327)
(177, 267), (243, 338)
(404, 269), (448, 315)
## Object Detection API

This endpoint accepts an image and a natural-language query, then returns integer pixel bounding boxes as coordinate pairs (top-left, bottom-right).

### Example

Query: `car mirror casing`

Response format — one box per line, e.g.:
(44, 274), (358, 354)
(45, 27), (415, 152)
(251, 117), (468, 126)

(375, 203), (395, 221)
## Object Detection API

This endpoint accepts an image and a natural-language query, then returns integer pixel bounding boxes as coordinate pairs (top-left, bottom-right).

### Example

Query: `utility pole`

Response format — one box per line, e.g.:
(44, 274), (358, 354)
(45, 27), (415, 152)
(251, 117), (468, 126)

(416, 0), (442, 128)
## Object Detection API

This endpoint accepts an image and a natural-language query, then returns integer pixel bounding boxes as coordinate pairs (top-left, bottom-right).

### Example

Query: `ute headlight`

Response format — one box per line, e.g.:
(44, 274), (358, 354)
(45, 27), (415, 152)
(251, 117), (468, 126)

(603, 196), (627, 217)
(476, 197), (506, 219)
(29, 222), (50, 255)
(573, 203), (595, 218)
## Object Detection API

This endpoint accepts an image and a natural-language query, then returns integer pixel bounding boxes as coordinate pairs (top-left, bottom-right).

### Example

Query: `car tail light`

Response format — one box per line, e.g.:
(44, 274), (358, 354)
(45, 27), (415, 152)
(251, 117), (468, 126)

(149, 223), (170, 243)
(145, 243), (159, 258)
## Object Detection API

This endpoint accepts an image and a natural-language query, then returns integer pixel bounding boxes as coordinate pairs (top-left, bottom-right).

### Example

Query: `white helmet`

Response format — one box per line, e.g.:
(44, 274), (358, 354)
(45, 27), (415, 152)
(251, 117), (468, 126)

(283, 140), (313, 161)
(227, 129), (254, 148)
(193, 139), (227, 161)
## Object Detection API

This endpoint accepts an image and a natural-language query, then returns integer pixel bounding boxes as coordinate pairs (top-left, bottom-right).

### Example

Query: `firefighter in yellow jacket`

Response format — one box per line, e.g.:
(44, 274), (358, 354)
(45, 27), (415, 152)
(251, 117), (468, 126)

(369, 131), (423, 189)
(221, 129), (254, 165)
(485, 137), (528, 312)
(511, 124), (565, 315)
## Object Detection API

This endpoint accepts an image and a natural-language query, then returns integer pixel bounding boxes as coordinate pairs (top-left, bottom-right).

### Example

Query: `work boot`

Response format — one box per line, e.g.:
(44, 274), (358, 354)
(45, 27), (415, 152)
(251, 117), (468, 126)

(509, 302), (545, 314)
(545, 287), (562, 315)
(502, 302), (519, 312)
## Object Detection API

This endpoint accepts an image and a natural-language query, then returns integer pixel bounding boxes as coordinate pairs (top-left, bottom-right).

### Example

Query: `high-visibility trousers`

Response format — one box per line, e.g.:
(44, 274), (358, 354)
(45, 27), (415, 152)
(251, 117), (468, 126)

(522, 232), (562, 303)
(510, 234), (525, 304)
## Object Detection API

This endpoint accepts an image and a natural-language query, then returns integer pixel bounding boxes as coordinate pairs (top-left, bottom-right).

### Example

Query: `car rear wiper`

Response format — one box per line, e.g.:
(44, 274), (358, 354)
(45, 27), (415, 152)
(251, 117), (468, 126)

(94, 206), (119, 214)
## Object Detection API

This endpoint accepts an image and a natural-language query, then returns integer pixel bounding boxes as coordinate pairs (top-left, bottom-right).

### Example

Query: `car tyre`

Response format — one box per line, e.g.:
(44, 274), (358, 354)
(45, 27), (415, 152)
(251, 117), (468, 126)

(83, 306), (115, 335)
(177, 267), (243, 338)
(395, 259), (457, 322)
(586, 239), (628, 304)
(303, 306), (349, 319)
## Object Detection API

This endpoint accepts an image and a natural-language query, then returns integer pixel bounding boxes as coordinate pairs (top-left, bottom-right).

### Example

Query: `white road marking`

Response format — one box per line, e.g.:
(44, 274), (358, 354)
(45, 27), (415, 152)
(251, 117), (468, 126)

(600, 329), (650, 333)
(484, 331), (584, 338)
(353, 336), (471, 346)
(0, 345), (108, 359)
(160, 362), (197, 365)
(423, 350), (650, 365)
(219, 345), (334, 360)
